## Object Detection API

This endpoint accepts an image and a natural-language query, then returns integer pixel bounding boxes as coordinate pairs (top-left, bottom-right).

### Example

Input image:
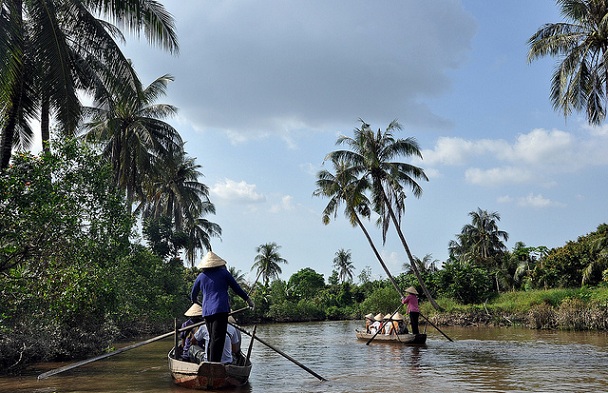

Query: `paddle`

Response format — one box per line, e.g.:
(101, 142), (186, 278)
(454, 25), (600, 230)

(230, 322), (327, 382)
(37, 307), (249, 380)
(365, 305), (402, 345)
(419, 312), (453, 342)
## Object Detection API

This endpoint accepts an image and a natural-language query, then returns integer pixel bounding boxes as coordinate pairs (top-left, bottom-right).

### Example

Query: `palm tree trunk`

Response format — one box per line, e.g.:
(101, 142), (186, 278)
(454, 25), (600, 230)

(383, 194), (442, 311)
(351, 211), (405, 300)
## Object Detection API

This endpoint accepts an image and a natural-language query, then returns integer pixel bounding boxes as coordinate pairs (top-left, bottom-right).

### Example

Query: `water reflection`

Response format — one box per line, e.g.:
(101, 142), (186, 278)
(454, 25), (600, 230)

(2, 321), (607, 393)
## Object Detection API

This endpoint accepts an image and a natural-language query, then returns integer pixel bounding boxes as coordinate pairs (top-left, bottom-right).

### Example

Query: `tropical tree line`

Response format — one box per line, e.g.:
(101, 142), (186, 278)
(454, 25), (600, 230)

(231, 220), (608, 326)
(0, 0), (222, 373)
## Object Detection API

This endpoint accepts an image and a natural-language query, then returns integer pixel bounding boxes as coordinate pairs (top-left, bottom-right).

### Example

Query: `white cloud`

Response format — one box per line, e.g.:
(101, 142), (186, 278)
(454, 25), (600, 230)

(270, 195), (295, 213)
(210, 179), (266, 203)
(465, 166), (534, 186)
(516, 193), (565, 208)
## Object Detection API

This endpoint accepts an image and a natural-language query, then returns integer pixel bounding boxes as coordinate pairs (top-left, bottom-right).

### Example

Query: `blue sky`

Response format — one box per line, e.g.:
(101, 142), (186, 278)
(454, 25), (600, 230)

(117, 0), (607, 283)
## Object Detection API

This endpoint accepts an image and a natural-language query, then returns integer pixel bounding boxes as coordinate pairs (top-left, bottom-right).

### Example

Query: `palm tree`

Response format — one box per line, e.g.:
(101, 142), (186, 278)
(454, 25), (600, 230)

(333, 248), (355, 284)
(314, 157), (409, 305)
(251, 242), (288, 287)
(403, 254), (439, 275)
(528, 0), (608, 125)
(327, 119), (440, 310)
(183, 214), (222, 268)
(459, 208), (509, 267)
(81, 74), (182, 208)
(0, 0), (178, 169)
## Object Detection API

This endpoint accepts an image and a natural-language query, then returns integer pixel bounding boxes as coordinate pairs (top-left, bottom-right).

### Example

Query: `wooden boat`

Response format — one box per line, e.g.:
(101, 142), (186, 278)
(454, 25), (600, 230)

(355, 329), (427, 345)
(168, 348), (252, 390)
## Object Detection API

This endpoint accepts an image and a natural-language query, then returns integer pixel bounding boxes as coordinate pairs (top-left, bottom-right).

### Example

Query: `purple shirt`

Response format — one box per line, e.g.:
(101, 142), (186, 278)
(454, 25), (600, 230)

(402, 294), (420, 313)
(191, 267), (249, 317)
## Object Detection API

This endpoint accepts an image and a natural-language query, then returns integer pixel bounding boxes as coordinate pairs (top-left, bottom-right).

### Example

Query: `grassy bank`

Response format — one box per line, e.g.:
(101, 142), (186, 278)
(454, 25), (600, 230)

(421, 287), (608, 331)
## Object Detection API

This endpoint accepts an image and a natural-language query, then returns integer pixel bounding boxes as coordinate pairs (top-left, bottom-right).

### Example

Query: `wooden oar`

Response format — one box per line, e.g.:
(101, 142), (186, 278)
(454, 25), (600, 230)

(230, 322), (327, 382)
(420, 312), (453, 342)
(366, 305), (402, 345)
(37, 307), (249, 380)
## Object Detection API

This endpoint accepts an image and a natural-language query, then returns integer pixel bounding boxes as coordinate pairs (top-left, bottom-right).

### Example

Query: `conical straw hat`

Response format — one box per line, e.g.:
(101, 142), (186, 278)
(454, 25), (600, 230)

(184, 303), (202, 317)
(383, 312), (392, 320)
(198, 251), (227, 268)
(393, 312), (404, 321)
(364, 313), (374, 320)
(374, 313), (384, 321)
(405, 286), (419, 295)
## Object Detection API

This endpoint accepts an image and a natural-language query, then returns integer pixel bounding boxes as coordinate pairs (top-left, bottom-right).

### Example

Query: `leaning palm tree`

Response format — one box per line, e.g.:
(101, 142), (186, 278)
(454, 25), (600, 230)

(327, 119), (440, 310)
(81, 74), (182, 209)
(251, 242), (288, 287)
(528, 0), (608, 125)
(0, 0), (179, 169)
(333, 248), (355, 284)
(183, 214), (222, 268)
(314, 156), (404, 301)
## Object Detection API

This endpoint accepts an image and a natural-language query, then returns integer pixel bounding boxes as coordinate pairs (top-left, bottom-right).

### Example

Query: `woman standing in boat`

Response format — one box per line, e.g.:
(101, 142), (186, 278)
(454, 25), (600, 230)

(191, 251), (254, 363)
(401, 286), (420, 334)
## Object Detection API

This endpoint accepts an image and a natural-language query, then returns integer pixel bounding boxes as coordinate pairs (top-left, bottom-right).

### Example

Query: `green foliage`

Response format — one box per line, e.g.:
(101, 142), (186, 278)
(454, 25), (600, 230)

(359, 286), (401, 314)
(287, 268), (326, 300)
(434, 261), (494, 304)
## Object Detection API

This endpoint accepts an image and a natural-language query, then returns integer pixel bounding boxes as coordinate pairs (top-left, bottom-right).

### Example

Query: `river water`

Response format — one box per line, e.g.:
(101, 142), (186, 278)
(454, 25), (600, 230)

(2, 320), (607, 393)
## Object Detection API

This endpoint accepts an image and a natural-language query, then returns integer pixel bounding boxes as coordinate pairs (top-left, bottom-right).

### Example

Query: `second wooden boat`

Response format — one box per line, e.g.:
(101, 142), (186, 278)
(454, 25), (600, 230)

(355, 329), (427, 345)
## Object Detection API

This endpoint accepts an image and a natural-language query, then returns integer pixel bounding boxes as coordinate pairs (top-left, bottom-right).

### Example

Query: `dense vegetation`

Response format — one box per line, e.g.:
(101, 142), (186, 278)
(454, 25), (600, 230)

(3, 0), (608, 376)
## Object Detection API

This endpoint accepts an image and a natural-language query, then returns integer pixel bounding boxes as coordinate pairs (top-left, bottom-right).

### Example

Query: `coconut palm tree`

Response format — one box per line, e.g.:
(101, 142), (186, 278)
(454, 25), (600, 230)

(403, 254), (439, 275)
(81, 73), (182, 208)
(333, 248), (355, 284)
(251, 242), (288, 287)
(314, 157), (406, 303)
(0, 0), (178, 169)
(460, 208), (509, 267)
(528, 0), (608, 125)
(327, 119), (440, 310)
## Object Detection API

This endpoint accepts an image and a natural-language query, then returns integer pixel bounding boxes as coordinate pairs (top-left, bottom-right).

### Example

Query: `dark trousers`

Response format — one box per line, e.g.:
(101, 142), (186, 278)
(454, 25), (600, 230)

(410, 312), (420, 334)
(205, 312), (228, 362)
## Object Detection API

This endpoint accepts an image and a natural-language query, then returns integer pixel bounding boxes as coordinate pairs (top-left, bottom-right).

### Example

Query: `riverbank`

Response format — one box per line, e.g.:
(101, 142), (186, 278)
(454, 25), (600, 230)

(422, 287), (608, 331)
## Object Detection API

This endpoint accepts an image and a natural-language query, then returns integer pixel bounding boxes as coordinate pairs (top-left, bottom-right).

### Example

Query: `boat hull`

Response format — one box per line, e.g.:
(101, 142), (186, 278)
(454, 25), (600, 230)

(168, 349), (252, 390)
(355, 330), (427, 345)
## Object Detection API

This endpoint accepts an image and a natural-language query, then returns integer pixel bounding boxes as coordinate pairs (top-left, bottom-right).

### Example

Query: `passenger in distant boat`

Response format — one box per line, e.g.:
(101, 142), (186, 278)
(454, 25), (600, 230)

(394, 312), (409, 334)
(401, 286), (420, 334)
(364, 313), (375, 333)
(191, 251), (254, 363)
(369, 313), (384, 334)
(383, 313), (393, 335)
(180, 303), (204, 361)
(189, 323), (241, 364)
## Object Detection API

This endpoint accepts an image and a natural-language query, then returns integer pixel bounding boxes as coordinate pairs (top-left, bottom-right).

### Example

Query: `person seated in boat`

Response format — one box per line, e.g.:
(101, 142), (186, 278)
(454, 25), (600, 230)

(401, 286), (420, 334)
(228, 315), (242, 353)
(383, 313), (394, 335)
(394, 312), (409, 334)
(369, 313), (384, 334)
(364, 313), (374, 333)
(190, 323), (241, 364)
(180, 303), (204, 361)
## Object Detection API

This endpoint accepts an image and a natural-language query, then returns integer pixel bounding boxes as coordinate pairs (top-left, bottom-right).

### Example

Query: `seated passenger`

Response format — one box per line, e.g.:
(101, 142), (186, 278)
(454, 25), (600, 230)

(189, 323), (240, 364)
(369, 313), (384, 334)
(364, 313), (375, 333)
(394, 312), (409, 334)
(180, 303), (203, 361)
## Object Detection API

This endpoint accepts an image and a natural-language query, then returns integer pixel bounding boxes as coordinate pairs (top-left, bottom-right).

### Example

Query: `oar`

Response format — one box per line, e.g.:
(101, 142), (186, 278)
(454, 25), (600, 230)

(366, 305), (402, 345)
(230, 322), (327, 382)
(37, 307), (249, 380)
(420, 312), (453, 342)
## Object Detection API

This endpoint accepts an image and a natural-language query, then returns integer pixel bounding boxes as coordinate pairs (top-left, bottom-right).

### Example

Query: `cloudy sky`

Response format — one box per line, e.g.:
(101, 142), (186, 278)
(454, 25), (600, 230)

(120, 0), (607, 282)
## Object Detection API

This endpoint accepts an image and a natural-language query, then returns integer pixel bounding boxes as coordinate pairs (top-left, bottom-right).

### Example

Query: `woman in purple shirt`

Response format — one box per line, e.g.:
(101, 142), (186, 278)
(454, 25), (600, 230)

(401, 286), (420, 334)
(191, 251), (254, 362)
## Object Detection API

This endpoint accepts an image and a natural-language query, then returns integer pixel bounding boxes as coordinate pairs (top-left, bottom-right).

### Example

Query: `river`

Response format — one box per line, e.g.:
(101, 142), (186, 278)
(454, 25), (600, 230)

(2, 321), (607, 392)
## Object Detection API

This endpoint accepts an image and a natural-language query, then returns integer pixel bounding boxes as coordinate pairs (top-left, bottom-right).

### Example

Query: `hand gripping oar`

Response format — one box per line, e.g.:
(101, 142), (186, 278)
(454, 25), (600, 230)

(365, 304), (402, 345)
(230, 322), (327, 382)
(37, 307), (249, 380)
